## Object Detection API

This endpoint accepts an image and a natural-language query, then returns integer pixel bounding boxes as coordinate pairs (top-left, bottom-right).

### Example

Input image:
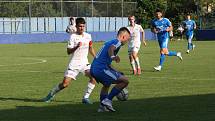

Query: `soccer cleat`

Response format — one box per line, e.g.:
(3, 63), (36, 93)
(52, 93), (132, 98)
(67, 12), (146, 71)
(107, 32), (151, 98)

(192, 44), (196, 50)
(43, 92), (55, 103)
(177, 52), (183, 60)
(82, 98), (93, 104)
(97, 104), (109, 112)
(101, 98), (116, 112)
(137, 68), (141, 75)
(186, 50), (190, 54)
(154, 65), (162, 71)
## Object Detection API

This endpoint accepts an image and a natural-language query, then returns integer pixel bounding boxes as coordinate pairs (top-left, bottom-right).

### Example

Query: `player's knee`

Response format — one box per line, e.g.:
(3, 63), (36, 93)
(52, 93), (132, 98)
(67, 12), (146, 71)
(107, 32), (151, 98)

(62, 78), (71, 87)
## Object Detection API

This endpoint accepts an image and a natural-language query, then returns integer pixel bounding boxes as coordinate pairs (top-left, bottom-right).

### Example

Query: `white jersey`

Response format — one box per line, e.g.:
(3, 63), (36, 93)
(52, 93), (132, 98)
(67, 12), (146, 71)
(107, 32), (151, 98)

(66, 24), (76, 34)
(67, 32), (92, 69)
(127, 24), (144, 48)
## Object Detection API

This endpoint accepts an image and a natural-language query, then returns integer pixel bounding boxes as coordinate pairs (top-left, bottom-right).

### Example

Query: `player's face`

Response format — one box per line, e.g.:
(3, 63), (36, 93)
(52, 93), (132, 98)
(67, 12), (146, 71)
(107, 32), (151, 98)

(121, 32), (131, 44)
(128, 16), (135, 25)
(76, 23), (85, 34)
(155, 12), (162, 19)
(186, 15), (191, 20)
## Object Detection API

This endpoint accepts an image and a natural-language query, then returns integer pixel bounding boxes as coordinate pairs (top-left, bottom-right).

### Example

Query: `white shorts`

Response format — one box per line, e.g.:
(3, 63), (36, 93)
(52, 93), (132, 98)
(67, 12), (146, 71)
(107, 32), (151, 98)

(64, 64), (90, 80)
(128, 46), (140, 55)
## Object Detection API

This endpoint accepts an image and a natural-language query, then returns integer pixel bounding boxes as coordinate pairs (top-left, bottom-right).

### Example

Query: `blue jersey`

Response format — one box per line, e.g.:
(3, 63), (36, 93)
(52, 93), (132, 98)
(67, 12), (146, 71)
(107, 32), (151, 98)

(183, 20), (196, 36)
(151, 18), (172, 41)
(91, 39), (122, 70)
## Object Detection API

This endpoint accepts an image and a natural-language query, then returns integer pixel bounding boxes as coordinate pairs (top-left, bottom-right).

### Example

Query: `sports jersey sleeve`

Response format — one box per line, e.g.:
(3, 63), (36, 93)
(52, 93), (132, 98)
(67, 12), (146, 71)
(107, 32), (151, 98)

(89, 35), (93, 47)
(112, 40), (121, 49)
(139, 25), (144, 32)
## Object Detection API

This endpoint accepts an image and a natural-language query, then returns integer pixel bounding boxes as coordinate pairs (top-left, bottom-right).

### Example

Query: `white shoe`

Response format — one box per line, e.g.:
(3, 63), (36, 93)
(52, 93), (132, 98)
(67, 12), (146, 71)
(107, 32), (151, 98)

(177, 52), (183, 60)
(154, 65), (162, 71)
(192, 45), (196, 50)
(101, 98), (116, 112)
(186, 50), (190, 54)
(97, 104), (109, 112)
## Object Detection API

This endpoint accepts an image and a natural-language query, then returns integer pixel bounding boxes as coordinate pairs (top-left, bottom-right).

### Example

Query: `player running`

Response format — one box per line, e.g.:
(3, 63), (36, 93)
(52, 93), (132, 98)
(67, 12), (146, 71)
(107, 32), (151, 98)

(43, 17), (96, 104)
(90, 27), (130, 112)
(182, 13), (196, 54)
(151, 9), (183, 71)
(127, 15), (146, 75)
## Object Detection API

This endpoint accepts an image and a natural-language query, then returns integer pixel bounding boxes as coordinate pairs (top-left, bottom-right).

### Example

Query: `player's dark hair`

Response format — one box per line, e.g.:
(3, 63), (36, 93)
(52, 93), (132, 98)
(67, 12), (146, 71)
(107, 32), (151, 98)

(117, 27), (130, 36)
(76, 17), (86, 25)
(155, 9), (163, 13)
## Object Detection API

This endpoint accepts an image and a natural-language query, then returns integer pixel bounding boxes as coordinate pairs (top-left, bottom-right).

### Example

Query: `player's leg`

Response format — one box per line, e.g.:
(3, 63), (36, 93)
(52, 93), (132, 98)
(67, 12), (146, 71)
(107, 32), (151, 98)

(82, 69), (96, 104)
(43, 69), (78, 102)
(101, 69), (128, 112)
(128, 49), (136, 75)
(132, 50), (141, 75)
(97, 85), (110, 112)
(43, 77), (73, 102)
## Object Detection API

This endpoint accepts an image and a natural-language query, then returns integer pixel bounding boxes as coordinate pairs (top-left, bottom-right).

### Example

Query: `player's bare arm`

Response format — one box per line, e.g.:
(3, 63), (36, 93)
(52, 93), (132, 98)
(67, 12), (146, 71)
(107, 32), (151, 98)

(108, 45), (120, 63)
(165, 25), (173, 32)
(89, 42), (96, 58)
(67, 42), (81, 55)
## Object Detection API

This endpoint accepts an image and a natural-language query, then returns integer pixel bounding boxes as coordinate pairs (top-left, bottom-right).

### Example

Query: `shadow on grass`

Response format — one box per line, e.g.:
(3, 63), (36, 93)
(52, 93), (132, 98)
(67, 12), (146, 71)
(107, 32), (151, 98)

(0, 94), (215, 121)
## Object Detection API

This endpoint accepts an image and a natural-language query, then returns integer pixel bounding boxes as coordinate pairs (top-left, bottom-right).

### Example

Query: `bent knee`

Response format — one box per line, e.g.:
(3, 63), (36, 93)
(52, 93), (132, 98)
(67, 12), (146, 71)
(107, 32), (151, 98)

(160, 48), (169, 55)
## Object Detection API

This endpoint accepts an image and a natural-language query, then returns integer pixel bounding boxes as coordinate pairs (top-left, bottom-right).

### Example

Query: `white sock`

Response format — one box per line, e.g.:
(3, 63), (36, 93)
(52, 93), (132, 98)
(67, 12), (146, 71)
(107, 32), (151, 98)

(83, 82), (95, 99)
(131, 60), (136, 70)
(135, 57), (140, 69)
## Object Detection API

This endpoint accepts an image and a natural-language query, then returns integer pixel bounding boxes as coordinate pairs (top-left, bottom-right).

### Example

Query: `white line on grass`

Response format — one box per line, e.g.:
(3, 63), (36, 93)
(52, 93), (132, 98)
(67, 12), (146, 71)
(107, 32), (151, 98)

(127, 75), (215, 81)
(0, 58), (47, 67)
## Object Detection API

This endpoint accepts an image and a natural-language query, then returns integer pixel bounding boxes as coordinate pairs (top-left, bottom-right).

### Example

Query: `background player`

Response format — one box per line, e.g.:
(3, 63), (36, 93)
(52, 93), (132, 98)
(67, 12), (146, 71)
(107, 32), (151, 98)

(127, 15), (146, 75)
(43, 17), (96, 104)
(151, 9), (183, 71)
(90, 27), (130, 112)
(182, 13), (196, 54)
(66, 17), (76, 34)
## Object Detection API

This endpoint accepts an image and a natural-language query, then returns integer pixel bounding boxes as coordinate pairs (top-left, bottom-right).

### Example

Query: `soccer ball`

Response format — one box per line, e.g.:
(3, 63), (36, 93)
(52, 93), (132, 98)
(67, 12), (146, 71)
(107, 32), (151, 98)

(116, 88), (128, 101)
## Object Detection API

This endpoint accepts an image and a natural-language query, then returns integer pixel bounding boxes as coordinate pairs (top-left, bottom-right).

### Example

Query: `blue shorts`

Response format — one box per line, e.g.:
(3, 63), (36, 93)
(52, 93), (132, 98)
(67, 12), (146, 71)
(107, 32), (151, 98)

(158, 37), (169, 49)
(90, 67), (122, 86)
(186, 32), (194, 40)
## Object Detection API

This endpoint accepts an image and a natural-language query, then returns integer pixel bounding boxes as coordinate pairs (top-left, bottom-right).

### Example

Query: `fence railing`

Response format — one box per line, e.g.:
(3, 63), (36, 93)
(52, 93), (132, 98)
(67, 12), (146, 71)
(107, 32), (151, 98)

(0, 17), (129, 34)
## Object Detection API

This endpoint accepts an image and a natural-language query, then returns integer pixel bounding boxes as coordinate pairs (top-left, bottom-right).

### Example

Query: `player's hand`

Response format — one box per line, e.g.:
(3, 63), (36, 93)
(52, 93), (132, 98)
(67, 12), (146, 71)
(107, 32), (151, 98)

(112, 55), (120, 63)
(77, 42), (82, 47)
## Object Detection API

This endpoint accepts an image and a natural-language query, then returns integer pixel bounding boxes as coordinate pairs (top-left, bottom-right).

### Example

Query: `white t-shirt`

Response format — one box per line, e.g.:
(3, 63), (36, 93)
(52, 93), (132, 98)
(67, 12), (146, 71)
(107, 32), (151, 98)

(67, 32), (92, 69)
(66, 24), (76, 34)
(127, 24), (144, 48)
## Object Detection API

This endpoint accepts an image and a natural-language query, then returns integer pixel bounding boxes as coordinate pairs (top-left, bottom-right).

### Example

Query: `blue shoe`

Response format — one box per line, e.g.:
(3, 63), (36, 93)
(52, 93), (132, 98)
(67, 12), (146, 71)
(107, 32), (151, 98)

(43, 92), (55, 102)
(82, 98), (93, 104)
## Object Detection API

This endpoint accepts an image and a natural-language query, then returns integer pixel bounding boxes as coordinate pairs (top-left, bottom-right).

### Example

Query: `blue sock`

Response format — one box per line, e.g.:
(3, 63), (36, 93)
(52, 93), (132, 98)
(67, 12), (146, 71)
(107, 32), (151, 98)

(100, 93), (108, 102)
(168, 51), (177, 56)
(159, 54), (165, 66)
(107, 87), (121, 101)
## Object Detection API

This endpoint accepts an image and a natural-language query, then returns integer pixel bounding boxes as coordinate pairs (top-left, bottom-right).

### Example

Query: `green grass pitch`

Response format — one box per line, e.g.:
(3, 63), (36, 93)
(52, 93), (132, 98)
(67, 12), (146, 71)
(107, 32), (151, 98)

(0, 40), (215, 121)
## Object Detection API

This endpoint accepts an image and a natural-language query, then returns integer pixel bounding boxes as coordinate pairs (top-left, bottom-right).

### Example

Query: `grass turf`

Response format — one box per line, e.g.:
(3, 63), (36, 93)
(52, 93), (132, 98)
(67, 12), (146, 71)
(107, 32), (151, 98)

(0, 40), (215, 121)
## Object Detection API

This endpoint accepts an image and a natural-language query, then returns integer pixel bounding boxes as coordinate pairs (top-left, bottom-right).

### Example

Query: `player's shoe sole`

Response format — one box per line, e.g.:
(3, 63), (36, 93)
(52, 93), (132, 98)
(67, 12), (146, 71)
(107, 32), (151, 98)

(97, 104), (109, 112)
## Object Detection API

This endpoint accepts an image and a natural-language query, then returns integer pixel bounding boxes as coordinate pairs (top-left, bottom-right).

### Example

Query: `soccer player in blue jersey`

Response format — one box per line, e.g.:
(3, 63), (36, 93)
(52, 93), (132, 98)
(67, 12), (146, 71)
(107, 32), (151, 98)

(90, 27), (130, 112)
(182, 13), (196, 54)
(151, 9), (183, 71)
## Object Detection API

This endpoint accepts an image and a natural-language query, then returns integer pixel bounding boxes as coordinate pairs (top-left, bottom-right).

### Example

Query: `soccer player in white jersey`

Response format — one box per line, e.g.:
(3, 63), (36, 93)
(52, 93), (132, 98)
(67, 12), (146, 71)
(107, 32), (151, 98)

(127, 15), (146, 75)
(43, 18), (96, 104)
(66, 17), (76, 34)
